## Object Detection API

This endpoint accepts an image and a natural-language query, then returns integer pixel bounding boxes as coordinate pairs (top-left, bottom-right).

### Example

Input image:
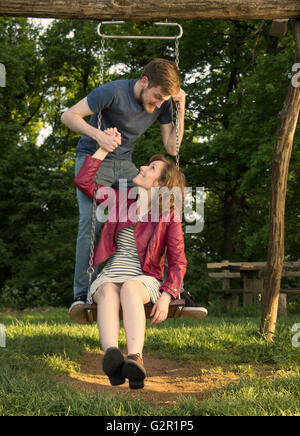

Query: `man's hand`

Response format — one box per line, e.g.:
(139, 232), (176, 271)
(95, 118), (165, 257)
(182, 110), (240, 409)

(150, 291), (172, 325)
(97, 127), (121, 153)
(160, 88), (186, 156)
(172, 88), (186, 112)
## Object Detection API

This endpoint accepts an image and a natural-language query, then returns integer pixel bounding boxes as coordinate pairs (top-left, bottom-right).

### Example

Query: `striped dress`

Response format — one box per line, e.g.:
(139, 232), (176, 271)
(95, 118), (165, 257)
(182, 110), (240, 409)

(89, 225), (162, 303)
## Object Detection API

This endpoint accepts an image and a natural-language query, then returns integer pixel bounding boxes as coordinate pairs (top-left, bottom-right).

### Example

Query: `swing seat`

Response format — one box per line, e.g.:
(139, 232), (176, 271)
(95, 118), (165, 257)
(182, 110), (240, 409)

(71, 299), (208, 325)
(84, 299), (185, 324)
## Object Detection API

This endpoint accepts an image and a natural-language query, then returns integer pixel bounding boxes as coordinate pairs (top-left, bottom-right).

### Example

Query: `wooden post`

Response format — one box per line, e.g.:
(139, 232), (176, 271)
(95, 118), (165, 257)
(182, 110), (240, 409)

(270, 20), (289, 37)
(278, 293), (288, 317)
(243, 272), (255, 308)
(231, 293), (240, 312)
(260, 19), (300, 341)
(221, 261), (240, 311)
(222, 276), (231, 311)
(222, 261), (231, 311)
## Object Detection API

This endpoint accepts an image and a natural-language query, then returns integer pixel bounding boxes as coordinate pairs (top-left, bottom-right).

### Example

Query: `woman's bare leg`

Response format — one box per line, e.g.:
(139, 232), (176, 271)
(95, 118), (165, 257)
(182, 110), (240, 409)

(93, 282), (121, 351)
(120, 280), (151, 356)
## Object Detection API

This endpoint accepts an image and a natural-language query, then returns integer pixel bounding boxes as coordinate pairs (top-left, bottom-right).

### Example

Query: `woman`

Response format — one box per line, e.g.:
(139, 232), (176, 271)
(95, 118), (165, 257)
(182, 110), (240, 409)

(74, 128), (187, 389)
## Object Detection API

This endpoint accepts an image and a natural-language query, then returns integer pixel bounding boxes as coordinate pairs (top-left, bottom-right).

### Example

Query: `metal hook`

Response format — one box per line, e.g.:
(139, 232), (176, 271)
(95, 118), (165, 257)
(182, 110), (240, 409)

(97, 21), (183, 40)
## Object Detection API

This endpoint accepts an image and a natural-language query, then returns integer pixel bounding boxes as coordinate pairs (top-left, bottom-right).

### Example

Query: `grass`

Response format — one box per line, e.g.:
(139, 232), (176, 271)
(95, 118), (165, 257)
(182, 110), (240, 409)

(0, 309), (299, 416)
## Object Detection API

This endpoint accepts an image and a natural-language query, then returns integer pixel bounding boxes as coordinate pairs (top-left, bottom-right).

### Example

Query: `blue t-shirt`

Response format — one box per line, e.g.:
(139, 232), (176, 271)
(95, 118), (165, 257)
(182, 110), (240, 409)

(76, 79), (173, 160)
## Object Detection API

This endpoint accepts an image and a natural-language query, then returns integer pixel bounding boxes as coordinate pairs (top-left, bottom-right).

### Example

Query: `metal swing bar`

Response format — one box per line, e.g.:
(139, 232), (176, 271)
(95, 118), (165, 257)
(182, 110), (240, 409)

(97, 21), (183, 40)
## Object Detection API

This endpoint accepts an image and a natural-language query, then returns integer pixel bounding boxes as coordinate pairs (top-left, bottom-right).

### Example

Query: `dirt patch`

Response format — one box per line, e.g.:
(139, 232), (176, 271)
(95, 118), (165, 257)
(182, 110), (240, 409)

(59, 351), (244, 406)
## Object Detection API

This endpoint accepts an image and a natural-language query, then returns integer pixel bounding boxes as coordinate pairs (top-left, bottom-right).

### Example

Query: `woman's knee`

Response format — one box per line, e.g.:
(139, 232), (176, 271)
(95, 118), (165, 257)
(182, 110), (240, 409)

(120, 280), (150, 304)
(93, 283), (120, 304)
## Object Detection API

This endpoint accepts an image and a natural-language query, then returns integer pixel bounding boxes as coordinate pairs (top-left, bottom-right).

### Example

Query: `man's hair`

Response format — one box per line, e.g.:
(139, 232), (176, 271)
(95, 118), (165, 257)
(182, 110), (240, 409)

(141, 58), (180, 96)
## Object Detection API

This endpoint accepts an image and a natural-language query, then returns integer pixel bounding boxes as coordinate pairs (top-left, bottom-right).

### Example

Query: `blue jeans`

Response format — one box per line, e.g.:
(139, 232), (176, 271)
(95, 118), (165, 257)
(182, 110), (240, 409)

(73, 153), (139, 300)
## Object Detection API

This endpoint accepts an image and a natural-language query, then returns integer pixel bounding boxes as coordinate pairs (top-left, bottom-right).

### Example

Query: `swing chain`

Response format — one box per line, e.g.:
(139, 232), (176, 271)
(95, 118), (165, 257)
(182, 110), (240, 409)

(86, 179), (99, 303)
(86, 36), (106, 304)
(175, 37), (179, 70)
(99, 36), (105, 86)
(175, 37), (180, 168)
(97, 36), (105, 146)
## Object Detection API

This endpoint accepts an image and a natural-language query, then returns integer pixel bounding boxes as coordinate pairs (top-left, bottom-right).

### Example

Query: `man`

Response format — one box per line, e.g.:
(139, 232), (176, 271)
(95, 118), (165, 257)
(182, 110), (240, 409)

(61, 58), (186, 321)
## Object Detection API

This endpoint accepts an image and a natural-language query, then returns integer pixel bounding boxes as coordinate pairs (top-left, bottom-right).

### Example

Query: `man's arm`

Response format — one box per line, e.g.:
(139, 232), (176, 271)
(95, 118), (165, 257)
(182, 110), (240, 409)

(61, 97), (121, 152)
(160, 89), (185, 156)
(74, 129), (120, 204)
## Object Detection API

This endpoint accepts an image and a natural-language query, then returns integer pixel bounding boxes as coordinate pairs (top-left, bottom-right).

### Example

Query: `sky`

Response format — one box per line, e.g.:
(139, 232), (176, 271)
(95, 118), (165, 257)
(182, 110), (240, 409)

(29, 17), (54, 30)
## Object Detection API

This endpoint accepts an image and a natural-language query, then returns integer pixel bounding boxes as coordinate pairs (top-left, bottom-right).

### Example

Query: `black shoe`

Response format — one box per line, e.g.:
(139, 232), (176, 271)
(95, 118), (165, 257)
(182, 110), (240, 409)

(102, 347), (125, 386)
(73, 296), (87, 303)
(181, 290), (199, 307)
(122, 353), (146, 390)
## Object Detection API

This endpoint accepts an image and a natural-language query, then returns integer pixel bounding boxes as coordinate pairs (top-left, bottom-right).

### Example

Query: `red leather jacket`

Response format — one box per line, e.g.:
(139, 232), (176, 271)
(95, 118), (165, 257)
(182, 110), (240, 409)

(74, 155), (187, 300)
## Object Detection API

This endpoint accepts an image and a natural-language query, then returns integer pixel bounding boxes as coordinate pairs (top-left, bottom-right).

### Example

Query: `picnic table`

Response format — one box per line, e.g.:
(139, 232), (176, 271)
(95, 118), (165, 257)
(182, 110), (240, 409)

(207, 260), (300, 315)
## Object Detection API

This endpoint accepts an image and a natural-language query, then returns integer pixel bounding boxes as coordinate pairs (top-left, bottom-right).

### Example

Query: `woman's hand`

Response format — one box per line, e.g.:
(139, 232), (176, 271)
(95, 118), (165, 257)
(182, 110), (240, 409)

(99, 127), (121, 152)
(93, 127), (121, 160)
(94, 127), (121, 153)
(150, 291), (172, 325)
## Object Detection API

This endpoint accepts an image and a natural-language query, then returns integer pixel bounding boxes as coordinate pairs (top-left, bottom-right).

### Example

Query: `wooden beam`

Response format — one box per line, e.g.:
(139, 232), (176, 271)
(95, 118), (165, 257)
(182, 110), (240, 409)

(260, 19), (300, 342)
(0, 1), (300, 21)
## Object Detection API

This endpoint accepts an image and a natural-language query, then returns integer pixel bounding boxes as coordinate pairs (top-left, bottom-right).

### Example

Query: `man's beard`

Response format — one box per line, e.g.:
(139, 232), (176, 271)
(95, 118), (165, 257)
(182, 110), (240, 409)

(139, 88), (156, 113)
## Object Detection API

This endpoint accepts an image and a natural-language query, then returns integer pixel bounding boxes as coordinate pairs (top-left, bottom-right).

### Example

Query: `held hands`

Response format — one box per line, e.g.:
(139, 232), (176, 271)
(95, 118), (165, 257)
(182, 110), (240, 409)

(98, 127), (121, 153)
(93, 127), (121, 160)
(150, 291), (172, 325)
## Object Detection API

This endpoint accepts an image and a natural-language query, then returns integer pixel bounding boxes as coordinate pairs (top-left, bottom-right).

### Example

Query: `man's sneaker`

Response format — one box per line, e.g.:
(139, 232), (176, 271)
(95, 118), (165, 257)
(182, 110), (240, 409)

(69, 296), (89, 324)
(180, 290), (208, 320)
(122, 353), (146, 389)
(181, 306), (208, 320)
